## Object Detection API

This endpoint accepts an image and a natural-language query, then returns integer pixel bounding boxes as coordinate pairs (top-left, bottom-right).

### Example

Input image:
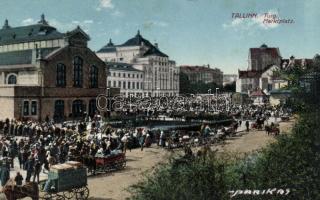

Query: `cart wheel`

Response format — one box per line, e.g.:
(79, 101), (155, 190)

(63, 190), (75, 199)
(75, 186), (90, 200)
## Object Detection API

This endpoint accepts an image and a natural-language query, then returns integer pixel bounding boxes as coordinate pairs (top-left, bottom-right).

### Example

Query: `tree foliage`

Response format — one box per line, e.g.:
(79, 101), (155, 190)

(130, 56), (320, 200)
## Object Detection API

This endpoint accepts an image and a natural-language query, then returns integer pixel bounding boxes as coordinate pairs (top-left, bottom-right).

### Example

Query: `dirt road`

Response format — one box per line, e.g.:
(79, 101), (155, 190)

(87, 119), (295, 200)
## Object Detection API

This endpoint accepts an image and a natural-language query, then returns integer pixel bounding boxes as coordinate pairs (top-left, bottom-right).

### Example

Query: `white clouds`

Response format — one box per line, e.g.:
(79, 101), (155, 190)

(96, 0), (114, 11)
(83, 20), (94, 24)
(143, 20), (169, 30)
(111, 10), (124, 17)
(223, 9), (280, 31)
(21, 18), (94, 34)
(21, 18), (36, 26)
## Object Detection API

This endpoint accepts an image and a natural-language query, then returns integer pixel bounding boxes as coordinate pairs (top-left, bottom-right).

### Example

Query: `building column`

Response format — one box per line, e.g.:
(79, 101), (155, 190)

(0, 72), (5, 84)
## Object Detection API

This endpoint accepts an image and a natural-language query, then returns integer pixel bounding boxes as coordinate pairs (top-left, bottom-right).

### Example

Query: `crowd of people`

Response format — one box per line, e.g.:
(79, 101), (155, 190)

(0, 94), (291, 188)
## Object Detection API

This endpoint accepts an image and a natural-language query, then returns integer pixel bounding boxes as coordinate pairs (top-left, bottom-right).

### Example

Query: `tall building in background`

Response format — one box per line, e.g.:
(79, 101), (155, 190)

(0, 15), (106, 120)
(248, 44), (282, 71)
(180, 65), (223, 86)
(106, 62), (144, 97)
(97, 31), (179, 97)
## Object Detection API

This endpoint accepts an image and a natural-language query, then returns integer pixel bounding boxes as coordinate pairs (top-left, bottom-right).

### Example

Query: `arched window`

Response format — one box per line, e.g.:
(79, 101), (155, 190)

(73, 56), (83, 87)
(72, 100), (84, 118)
(56, 63), (66, 87)
(7, 74), (17, 84)
(54, 100), (64, 121)
(89, 65), (98, 88)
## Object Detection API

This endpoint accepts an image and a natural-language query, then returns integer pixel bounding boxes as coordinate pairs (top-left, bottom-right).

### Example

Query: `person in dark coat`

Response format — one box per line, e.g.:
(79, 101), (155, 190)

(245, 121), (250, 132)
(33, 160), (42, 183)
(0, 165), (10, 186)
(14, 172), (23, 186)
(25, 156), (34, 182)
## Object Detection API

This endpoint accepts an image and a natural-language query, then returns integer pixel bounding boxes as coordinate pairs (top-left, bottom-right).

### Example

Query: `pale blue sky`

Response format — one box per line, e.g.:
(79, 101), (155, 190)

(0, 0), (319, 73)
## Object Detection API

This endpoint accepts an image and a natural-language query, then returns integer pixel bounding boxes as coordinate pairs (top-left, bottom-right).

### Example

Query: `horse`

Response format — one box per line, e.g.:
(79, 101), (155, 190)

(2, 179), (39, 200)
(265, 125), (280, 136)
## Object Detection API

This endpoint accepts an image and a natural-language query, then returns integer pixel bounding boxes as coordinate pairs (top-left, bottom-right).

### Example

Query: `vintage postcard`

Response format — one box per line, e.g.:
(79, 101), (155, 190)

(0, 0), (319, 199)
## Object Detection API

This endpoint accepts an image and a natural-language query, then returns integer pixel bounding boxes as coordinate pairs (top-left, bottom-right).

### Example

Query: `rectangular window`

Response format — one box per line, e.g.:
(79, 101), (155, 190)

(128, 74), (131, 78)
(132, 82), (135, 89)
(108, 81), (111, 87)
(23, 101), (29, 116)
(113, 81), (116, 87)
(123, 82), (126, 89)
(128, 82), (131, 89)
(118, 81), (121, 88)
(137, 82), (139, 89)
(123, 73), (126, 77)
(31, 101), (37, 115)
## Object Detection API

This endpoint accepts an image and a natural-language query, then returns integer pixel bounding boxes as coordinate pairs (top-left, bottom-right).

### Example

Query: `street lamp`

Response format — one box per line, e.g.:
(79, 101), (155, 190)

(216, 88), (219, 111)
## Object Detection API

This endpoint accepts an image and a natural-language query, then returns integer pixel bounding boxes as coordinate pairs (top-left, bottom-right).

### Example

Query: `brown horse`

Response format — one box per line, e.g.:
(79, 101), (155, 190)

(2, 179), (39, 200)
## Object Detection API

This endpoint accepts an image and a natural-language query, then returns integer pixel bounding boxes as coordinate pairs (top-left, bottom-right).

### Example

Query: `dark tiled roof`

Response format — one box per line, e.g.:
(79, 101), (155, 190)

(120, 30), (154, 48)
(65, 26), (90, 40)
(0, 47), (58, 65)
(0, 24), (64, 45)
(106, 62), (142, 72)
(143, 46), (168, 57)
(97, 39), (117, 53)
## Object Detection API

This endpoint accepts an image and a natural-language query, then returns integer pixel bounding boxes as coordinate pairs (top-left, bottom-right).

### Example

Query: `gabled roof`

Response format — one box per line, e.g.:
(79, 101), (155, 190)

(120, 30), (154, 48)
(0, 16), (64, 45)
(106, 62), (142, 72)
(65, 26), (90, 41)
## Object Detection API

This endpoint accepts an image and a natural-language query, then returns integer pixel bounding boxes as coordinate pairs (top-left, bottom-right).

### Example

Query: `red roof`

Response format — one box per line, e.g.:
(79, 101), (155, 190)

(238, 70), (262, 78)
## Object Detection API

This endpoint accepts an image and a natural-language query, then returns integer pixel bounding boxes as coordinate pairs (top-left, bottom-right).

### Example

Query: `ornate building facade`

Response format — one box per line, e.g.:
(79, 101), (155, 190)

(97, 31), (179, 97)
(0, 15), (106, 121)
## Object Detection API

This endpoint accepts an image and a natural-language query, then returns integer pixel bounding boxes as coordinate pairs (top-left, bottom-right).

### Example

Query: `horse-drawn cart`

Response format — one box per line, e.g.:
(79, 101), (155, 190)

(94, 152), (126, 173)
(2, 161), (89, 200)
(40, 161), (89, 200)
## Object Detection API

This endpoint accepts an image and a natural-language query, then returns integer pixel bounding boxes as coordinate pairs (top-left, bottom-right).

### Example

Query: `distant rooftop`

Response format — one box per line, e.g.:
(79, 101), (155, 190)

(0, 14), (64, 45)
(106, 62), (142, 72)
(97, 30), (168, 57)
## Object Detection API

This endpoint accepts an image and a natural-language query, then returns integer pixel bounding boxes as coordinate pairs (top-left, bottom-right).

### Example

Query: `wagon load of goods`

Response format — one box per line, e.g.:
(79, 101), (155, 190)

(48, 161), (87, 192)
